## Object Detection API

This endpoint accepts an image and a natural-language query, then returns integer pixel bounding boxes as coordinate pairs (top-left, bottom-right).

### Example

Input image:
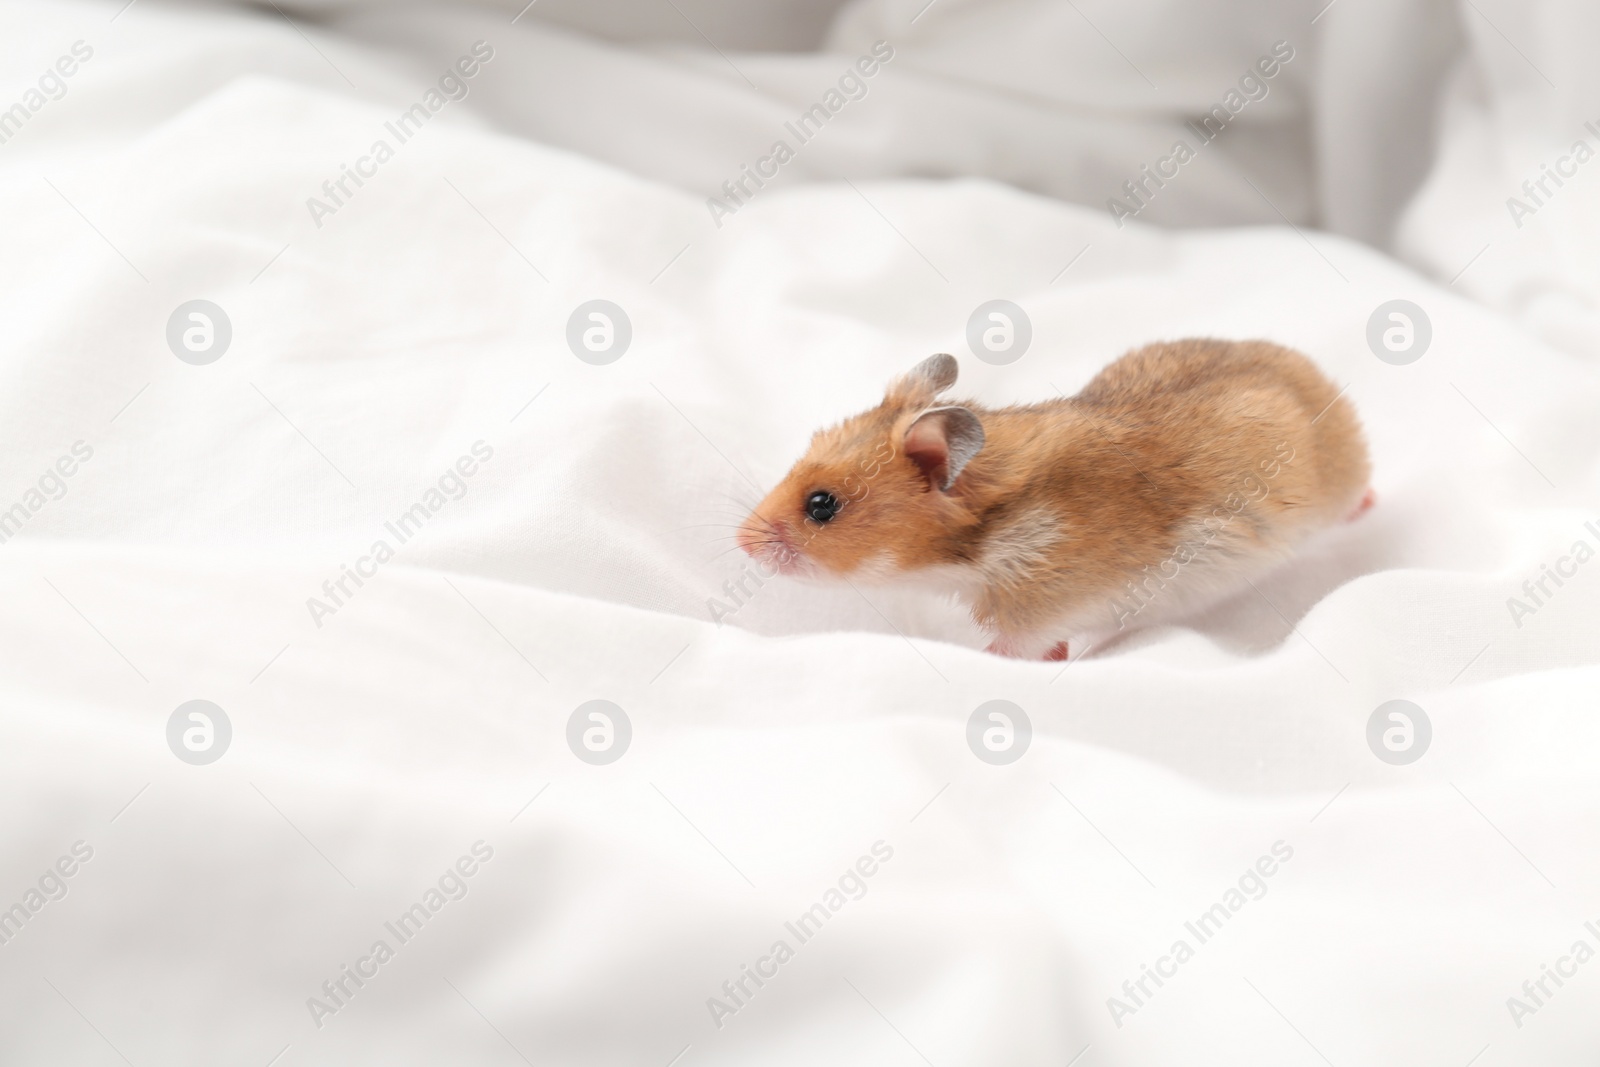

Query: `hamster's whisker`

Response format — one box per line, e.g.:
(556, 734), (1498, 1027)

(709, 543), (764, 561)
(718, 487), (762, 505)
(707, 507), (760, 523)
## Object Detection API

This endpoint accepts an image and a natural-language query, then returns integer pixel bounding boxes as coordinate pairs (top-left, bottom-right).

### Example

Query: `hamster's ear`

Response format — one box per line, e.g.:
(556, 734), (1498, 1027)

(888, 353), (958, 405)
(903, 405), (984, 491)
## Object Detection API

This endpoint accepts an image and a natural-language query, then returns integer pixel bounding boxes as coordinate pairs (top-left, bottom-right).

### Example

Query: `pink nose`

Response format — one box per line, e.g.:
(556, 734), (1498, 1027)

(736, 522), (759, 557)
(737, 516), (788, 559)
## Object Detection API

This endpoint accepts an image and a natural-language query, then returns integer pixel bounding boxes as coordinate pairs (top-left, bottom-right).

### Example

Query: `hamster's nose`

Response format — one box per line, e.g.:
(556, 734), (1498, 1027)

(736, 516), (763, 557)
(737, 513), (788, 560)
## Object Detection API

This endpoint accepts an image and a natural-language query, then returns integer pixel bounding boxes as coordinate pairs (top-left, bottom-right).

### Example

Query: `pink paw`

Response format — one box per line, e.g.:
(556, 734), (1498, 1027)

(1346, 487), (1376, 522)
(984, 639), (1069, 662)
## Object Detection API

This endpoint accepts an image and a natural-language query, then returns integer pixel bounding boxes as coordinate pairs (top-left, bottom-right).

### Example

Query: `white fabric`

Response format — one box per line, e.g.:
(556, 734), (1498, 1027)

(2, 1), (1599, 1064)
(1396, 0), (1600, 358)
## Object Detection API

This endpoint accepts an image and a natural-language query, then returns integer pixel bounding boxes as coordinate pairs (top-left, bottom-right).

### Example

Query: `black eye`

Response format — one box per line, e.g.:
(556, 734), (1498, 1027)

(805, 490), (841, 523)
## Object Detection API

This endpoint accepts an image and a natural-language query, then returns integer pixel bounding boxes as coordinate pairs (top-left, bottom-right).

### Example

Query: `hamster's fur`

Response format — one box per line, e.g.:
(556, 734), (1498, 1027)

(738, 342), (1372, 660)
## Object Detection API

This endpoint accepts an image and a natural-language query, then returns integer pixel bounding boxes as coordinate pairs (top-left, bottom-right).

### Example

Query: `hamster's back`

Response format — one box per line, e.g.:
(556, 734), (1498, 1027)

(1075, 338), (1370, 527)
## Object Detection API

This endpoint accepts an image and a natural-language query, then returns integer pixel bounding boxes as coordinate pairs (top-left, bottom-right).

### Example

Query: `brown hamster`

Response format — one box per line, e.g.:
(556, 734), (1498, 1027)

(736, 341), (1373, 661)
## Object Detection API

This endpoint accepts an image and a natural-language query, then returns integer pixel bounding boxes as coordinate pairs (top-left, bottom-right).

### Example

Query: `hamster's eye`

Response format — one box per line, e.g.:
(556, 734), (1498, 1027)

(805, 490), (841, 524)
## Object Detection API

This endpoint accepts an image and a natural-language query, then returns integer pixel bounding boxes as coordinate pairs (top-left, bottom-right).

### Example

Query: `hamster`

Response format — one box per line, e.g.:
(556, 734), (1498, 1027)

(736, 341), (1373, 661)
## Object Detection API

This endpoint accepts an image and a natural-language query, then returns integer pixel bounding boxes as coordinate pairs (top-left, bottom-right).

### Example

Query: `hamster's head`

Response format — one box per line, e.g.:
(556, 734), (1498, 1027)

(737, 353), (985, 579)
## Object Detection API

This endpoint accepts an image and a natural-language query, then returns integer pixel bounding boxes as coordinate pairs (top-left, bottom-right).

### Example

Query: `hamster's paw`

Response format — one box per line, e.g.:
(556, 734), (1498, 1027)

(984, 634), (1070, 662)
(984, 638), (1025, 659)
(1345, 487), (1376, 522)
